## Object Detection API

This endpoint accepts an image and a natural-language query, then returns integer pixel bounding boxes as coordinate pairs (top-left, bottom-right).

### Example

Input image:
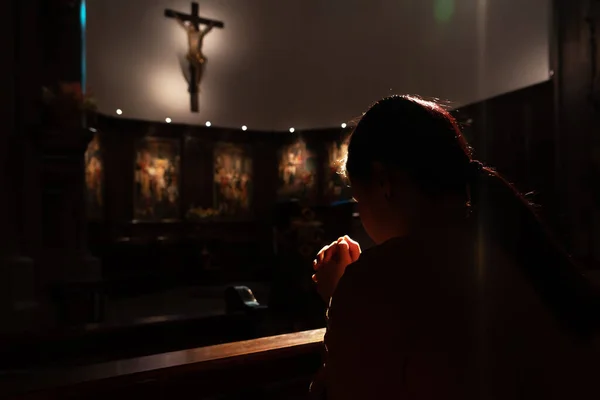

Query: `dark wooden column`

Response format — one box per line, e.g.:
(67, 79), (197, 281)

(36, 0), (102, 324)
(0, 0), (21, 329)
(0, 0), (43, 334)
(553, 0), (600, 264)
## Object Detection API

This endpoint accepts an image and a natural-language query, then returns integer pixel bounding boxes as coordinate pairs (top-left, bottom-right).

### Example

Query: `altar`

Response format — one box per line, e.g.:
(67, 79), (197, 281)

(86, 114), (355, 288)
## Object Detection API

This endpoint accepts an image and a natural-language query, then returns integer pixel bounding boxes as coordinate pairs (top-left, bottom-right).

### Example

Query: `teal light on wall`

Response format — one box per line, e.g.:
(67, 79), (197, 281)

(434, 0), (455, 23)
(80, 0), (87, 93)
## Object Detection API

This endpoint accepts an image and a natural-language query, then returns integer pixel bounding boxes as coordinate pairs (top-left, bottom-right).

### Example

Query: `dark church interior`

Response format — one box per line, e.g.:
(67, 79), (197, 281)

(2, 0), (600, 398)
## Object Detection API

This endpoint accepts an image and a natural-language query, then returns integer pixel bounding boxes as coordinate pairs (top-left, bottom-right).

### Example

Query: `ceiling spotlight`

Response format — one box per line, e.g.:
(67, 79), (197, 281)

(341, 123), (347, 129)
(116, 109), (123, 115)
(289, 127), (295, 133)
(205, 121), (212, 127)
(242, 125), (248, 131)
(165, 117), (172, 123)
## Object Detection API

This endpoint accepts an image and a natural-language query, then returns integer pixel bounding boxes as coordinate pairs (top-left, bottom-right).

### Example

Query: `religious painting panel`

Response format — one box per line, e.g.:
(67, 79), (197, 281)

(134, 138), (181, 221)
(213, 142), (253, 217)
(325, 139), (352, 203)
(85, 133), (103, 220)
(277, 139), (318, 201)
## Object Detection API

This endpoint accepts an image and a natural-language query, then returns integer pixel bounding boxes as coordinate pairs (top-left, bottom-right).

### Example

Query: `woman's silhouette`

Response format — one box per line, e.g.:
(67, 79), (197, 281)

(311, 95), (599, 399)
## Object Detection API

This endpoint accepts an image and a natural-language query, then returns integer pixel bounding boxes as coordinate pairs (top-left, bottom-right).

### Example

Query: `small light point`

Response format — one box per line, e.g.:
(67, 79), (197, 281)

(205, 121), (212, 127)
(341, 123), (347, 129)
(242, 125), (247, 131)
(165, 117), (172, 123)
(116, 109), (123, 115)
(289, 127), (295, 133)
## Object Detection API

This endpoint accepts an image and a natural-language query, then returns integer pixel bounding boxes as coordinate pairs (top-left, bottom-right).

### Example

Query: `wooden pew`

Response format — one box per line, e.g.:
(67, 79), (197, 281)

(1, 328), (326, 399)
(1, 285), (276, 370)
(0, 311), (267, 370)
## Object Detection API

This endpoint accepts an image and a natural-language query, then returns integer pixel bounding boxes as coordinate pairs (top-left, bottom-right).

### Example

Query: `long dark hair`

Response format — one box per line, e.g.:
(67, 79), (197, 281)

(344, 95), (599, 339)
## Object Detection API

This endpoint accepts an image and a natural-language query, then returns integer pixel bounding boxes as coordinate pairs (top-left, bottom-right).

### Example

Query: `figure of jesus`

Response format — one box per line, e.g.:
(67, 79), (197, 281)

(176, 17), (215, 89)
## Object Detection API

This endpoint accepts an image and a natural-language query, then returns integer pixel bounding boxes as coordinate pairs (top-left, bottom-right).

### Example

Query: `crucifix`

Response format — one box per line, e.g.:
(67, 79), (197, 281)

(165, 2), (224, 112)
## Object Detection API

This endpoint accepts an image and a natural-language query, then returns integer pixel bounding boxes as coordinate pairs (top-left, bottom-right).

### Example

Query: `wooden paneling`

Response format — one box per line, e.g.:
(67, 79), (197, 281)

(455, 81), (561, 233)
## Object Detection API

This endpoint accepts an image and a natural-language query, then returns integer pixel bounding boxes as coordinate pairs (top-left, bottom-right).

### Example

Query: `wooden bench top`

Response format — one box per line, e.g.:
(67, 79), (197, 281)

(1, 328), (326, 397)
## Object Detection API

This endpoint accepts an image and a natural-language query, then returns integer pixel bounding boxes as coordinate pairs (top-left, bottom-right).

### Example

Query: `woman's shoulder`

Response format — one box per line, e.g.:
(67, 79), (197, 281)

(328, 236), (459, 342)
(335, 237), (431, 300)
(335, 233), (477, 310)
(344, 236), (432, 278)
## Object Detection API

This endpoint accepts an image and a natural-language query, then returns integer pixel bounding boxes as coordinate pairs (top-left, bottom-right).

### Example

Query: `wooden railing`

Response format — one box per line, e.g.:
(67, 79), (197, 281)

(0, 328), (325, 400)
(0, 311), (272, 369)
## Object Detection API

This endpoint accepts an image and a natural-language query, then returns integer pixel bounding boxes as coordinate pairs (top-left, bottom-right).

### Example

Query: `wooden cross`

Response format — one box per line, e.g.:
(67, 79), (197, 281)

(165, 2), (224, 112)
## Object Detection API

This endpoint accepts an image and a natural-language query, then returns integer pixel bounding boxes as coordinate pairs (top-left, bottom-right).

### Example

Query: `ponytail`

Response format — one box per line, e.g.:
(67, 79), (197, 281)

(471, 166), (599, 339)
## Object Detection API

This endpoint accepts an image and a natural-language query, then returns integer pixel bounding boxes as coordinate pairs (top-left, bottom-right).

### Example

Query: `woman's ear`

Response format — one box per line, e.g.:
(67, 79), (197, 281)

(371, 162), (386, 184)
(371, 162), (392, 200)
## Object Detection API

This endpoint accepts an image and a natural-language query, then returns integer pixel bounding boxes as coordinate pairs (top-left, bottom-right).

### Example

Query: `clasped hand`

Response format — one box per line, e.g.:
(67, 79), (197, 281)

(312, 235), (361, 302)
